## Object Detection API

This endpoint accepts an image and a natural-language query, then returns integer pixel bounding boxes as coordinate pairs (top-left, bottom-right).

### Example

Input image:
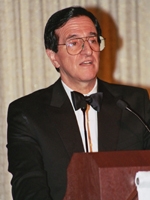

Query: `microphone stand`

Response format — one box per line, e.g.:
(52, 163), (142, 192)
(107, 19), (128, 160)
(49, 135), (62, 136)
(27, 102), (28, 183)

(117, 99), (150, 133)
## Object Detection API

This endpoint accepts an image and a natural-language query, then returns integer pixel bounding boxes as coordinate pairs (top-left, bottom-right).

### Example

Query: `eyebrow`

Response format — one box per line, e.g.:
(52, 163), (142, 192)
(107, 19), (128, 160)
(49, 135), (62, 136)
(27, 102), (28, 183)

(66, 32), (97, 40)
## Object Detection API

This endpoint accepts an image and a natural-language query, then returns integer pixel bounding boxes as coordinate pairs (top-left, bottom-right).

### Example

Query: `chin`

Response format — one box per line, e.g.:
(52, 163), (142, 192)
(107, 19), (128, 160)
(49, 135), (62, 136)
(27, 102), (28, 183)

(80, 76), (97, 83)
(82, 73), (97, 80)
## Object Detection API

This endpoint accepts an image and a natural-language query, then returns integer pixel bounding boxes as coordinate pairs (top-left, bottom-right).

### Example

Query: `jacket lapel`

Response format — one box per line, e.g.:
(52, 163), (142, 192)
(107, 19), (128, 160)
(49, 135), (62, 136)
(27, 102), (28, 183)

(46, 78), (122, 154)
(48, 79), (84, 157)
(97, 80), (122, 151)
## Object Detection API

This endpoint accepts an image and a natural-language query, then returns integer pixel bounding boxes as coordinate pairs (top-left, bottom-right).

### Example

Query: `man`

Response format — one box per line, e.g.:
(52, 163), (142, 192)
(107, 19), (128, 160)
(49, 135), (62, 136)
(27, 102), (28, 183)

(7, 6), (150, 200)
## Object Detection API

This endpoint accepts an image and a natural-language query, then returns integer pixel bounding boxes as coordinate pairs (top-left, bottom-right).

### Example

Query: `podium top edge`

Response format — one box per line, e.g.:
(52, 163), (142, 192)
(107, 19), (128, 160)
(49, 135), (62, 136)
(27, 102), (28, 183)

(71, 150), (150, 167)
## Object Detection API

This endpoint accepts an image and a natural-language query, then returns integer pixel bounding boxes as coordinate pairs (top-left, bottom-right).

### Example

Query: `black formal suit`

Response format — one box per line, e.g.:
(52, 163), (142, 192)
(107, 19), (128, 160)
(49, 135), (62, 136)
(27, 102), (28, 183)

(7, 78), (150, 200)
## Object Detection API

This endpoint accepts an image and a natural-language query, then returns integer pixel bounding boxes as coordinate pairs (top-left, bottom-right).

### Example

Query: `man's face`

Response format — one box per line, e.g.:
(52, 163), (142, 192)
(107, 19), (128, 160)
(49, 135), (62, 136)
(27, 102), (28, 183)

(47, 16), (100, 90)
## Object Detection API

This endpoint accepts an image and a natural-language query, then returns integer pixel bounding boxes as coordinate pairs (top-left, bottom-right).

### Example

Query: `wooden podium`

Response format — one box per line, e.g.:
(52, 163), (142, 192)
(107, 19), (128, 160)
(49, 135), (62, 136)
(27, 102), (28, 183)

(64, 150), (150, 200)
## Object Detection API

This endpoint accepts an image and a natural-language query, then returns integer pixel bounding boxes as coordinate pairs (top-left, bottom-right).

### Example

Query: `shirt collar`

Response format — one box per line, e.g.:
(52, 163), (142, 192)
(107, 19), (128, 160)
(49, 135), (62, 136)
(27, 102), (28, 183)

(61, 79), (98, 102)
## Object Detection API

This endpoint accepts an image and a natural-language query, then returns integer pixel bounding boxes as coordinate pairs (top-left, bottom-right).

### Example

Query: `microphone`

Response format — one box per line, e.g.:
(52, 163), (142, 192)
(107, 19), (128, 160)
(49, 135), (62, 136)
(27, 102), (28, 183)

(117, 99), (150, 133)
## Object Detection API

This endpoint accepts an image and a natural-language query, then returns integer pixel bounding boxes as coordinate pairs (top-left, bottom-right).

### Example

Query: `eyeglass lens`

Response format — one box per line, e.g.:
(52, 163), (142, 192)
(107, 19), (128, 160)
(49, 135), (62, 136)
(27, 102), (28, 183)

(66, 36), (105, 55)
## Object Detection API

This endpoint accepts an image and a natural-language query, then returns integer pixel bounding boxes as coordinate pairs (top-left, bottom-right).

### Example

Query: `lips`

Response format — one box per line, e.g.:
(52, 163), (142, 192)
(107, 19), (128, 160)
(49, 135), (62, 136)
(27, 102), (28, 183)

(80, 60), (93, 65)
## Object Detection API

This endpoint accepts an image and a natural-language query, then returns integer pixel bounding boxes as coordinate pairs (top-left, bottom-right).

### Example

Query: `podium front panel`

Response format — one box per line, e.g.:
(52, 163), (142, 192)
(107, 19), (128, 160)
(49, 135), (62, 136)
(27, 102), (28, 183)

(64, 150), (150, 200)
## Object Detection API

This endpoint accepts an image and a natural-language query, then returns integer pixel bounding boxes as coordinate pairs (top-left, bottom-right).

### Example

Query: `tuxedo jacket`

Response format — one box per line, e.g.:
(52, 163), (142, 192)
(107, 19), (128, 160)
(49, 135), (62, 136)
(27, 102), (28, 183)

(7, 78), (150, 200)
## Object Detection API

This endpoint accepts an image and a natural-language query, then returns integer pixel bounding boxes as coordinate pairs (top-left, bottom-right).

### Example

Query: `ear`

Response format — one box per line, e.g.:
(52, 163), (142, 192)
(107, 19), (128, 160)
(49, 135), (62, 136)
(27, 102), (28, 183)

(46, 49), (60, 69)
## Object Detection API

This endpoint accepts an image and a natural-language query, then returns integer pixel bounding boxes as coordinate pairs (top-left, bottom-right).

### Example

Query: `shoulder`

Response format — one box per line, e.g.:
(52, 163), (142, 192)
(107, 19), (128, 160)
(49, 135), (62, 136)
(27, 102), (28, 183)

(9, 87), (50, 109)
(98, 79), (149, 97)
(8, 78), (61, 113)
(98, 79), (150, 111)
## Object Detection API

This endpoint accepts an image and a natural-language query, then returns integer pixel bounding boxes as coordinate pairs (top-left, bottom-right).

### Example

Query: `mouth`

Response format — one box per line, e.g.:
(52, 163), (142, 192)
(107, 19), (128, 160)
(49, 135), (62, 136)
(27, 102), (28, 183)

(80, 60), (93, 65)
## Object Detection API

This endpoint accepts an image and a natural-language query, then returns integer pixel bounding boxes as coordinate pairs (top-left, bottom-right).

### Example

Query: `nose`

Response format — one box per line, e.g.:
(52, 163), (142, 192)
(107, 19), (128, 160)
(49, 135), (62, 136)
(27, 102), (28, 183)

(81, 40), (93, 55)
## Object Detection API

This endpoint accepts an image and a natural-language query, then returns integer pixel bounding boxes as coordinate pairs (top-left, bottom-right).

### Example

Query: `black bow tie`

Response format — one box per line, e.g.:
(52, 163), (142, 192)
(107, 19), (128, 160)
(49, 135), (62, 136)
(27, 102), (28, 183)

(71, 91), (103, 112)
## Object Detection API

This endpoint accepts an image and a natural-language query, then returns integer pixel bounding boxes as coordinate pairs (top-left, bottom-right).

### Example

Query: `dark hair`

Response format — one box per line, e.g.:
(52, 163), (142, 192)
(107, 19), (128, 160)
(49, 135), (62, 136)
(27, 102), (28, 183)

(44, 6), (102, 52)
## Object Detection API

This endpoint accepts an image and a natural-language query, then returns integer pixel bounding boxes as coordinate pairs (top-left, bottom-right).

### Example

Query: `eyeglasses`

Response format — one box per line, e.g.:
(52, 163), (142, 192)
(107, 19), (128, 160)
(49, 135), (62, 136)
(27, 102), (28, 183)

(58, 36), (105, 55)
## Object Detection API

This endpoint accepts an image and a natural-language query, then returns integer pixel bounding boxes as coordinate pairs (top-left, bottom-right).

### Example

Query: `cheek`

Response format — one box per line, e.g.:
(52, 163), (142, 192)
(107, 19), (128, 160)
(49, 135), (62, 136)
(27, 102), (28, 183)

(96, 51), (100, 59)
(64, 55), (79, 68)
(95, 53), (100, 65)
(58, 56), (76, 72)
(56, 51), (68, 66)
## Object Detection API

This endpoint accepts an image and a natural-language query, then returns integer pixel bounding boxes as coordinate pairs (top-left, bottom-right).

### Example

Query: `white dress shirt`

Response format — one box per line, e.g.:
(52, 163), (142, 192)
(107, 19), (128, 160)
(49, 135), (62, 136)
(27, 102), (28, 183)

(62, 80), (98, 152)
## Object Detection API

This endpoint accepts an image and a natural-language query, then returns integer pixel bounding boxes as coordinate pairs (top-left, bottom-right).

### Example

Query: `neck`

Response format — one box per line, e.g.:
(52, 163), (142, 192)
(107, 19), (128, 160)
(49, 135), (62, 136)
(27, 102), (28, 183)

(62, 78), (97, 94)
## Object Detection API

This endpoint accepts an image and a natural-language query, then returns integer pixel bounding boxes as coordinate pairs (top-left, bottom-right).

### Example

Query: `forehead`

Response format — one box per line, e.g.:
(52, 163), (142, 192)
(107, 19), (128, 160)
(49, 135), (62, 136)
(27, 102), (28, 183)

(55, 16), (97, 40)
